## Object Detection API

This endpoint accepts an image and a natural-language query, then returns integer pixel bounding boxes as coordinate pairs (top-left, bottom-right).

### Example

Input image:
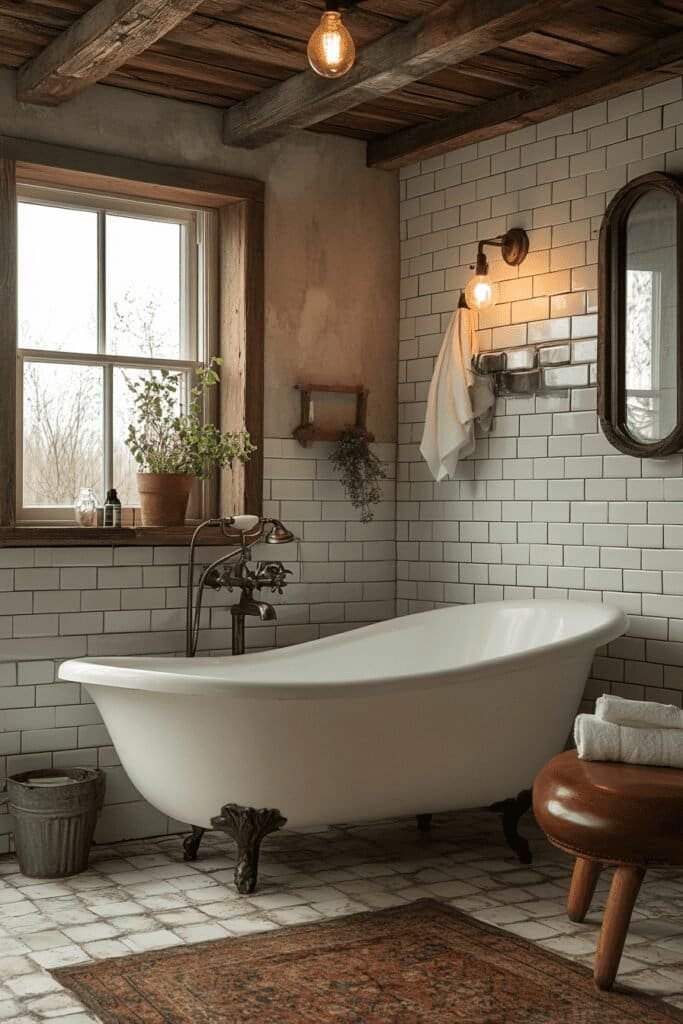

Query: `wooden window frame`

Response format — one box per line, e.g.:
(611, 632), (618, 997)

(0, 136), (264, 547)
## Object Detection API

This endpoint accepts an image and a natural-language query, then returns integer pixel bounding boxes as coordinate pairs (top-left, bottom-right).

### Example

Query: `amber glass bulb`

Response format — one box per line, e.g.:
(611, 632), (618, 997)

(308, 11), (356, 79)
(465, 273), (496, 311)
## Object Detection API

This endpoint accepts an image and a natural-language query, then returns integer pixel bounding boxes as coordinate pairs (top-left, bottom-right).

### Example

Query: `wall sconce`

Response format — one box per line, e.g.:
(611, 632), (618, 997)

(308, 1), (360, 78)
(465, 228), (530, 311)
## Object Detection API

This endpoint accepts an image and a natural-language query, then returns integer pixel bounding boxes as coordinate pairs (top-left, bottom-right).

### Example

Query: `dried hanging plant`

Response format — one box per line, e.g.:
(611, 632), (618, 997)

(330, 426), (386, 524)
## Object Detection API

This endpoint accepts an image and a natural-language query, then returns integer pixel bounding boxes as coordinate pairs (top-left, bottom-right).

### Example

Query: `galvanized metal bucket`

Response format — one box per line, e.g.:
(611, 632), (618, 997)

(6, 768), (106, 878)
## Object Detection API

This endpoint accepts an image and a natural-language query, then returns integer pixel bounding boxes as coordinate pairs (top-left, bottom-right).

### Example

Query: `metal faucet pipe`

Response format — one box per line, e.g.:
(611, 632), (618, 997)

(185, 515), (295, 658)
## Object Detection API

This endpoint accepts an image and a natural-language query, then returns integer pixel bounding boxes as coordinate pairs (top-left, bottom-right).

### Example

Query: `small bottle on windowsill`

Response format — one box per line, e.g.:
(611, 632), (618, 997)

(103, 489), (122, 528)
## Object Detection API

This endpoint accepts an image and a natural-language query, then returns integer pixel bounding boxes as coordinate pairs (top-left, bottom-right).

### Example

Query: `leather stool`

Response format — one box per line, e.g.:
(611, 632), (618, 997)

(534, 749), (683, 991)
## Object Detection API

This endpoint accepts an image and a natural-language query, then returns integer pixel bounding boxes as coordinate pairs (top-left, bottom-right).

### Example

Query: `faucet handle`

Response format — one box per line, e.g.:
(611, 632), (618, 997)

(256, 560), (292, 594)
(207, 570), (235, 593)
(204, 567), (224, 591)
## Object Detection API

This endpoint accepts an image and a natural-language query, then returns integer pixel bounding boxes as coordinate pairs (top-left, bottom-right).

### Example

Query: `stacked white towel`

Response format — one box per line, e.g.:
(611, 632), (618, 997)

(596, 693), (683, 730)
(575, 695), (683, 769)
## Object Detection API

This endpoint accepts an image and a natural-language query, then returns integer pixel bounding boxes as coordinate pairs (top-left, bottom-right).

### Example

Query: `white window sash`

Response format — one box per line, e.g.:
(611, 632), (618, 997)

(16, 183), (213, 524)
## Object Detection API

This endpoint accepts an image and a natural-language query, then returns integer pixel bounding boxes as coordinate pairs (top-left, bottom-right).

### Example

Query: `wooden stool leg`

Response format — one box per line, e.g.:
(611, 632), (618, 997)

(594, 865), (646, 991)
(568, 857), (602, 923)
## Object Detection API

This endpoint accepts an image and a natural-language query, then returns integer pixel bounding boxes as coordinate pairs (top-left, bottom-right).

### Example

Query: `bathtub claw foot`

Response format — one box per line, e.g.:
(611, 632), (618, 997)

(416, 814), (433, 833)
(490, 788), (533, 864)
(211, 804), (287, 894)
(182, 826), (206, 862)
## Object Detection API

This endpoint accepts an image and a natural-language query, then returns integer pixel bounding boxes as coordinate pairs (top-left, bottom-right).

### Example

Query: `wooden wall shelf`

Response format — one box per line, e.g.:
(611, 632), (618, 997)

(293, 382), (374, 447)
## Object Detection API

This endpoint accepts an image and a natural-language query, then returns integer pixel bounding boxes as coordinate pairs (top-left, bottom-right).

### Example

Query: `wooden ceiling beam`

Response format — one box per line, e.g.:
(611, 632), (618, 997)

(16, 0), (220, 105)
(222, 0), (590, 149)
(368, 29), (683, 169)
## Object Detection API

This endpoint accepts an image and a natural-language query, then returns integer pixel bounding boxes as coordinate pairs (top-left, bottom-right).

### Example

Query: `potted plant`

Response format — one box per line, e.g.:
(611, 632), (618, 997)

(330, 427), (386, 524)
(125, 358), (254, 527)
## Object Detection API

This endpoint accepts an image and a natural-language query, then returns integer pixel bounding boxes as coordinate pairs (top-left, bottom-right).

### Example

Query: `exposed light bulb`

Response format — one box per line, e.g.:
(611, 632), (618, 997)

(308, 10), (356, 79)
(465, 273), (496, 311)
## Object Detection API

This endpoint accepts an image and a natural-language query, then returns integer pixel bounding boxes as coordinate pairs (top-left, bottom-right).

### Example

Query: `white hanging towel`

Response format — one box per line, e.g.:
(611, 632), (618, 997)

(420, 306), (495, 481)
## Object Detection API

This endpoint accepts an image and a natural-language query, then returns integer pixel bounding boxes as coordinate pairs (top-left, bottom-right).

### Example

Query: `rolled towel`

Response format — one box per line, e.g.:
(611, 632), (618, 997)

(574, 714), (683, 769)
(596, 694), (683, 731)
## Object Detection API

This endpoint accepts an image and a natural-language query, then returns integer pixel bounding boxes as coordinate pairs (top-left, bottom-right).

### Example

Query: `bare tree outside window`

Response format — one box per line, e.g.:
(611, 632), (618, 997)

(625, 269), (657, 443)
(111, 290), (184, 506)
(16, 188), (203, 520)
(23, 362), (102, 506)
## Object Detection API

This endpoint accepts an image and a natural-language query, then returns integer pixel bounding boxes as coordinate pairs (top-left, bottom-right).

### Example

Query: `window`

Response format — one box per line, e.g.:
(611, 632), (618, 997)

(0, 143), (264, 543)
(16, 185), (214, 523)
(625, 267), (662, 442)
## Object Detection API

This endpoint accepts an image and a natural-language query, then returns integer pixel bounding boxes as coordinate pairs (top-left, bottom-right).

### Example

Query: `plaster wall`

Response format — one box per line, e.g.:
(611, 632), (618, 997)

(0, 69), (399, 441)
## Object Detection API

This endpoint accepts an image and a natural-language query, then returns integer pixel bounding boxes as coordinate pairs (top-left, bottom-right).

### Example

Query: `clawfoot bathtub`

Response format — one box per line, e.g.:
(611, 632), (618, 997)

(60, 599), (627, 892)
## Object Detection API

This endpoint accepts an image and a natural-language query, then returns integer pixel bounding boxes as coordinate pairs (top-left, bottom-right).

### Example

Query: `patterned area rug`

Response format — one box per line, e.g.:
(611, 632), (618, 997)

(54, 899), (682, 1023)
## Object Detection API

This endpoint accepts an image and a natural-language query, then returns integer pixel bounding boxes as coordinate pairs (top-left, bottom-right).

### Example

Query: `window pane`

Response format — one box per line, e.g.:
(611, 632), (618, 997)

(113, 367), (188, 506)
(106, 214), (183, 360)
(18, 202), (98, 353)
(23, 362), (103, 507)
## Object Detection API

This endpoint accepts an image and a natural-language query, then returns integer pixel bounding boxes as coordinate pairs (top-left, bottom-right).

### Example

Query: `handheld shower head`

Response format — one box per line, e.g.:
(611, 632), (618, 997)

(227, 515), (260, 533)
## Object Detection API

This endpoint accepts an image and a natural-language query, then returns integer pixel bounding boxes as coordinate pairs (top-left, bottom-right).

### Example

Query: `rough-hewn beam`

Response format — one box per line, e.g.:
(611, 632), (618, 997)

(17, 0), (208, 105)
(223, 0), (589, 149)
(368, 31), (683, 169)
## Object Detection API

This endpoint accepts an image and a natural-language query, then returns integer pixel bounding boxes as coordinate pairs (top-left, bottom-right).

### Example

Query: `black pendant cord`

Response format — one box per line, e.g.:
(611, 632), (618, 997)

(326, 0), (370, 9)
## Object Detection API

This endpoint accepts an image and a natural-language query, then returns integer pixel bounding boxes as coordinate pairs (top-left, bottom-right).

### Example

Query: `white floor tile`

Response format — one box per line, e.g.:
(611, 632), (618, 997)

(0, 809), (678, 1024)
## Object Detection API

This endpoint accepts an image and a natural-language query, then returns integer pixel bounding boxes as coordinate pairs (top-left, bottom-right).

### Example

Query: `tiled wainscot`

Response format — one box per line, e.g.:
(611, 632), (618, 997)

(0, 440), (396, 850)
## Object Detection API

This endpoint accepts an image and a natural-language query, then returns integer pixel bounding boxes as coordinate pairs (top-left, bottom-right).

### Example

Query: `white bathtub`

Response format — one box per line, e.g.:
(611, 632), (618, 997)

(60, 599), (626, 833)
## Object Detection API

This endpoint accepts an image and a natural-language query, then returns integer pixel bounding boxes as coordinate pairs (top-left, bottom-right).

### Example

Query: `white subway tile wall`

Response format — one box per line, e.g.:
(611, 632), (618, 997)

(5, 78), (683, 855)
(398, 78), (683, 716)
(0, 439), (396, 850)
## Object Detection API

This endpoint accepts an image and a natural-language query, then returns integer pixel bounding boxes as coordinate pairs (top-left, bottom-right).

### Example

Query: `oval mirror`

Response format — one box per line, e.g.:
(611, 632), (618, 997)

(598, 173), (683, 457)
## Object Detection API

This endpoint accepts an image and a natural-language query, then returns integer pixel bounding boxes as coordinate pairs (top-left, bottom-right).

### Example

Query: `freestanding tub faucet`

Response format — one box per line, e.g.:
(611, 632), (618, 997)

(185, 515), (294, 658)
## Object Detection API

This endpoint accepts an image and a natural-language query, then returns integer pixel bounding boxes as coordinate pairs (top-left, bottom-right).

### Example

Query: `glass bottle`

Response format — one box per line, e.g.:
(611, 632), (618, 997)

(74, 487), (98, 528)
(103, 488), (122, 528)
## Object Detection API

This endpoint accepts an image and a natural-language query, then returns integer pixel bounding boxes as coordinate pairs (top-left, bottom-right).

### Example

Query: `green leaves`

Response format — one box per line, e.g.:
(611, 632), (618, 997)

(330, 427), (386, 524)
(124, 358), (255, 479)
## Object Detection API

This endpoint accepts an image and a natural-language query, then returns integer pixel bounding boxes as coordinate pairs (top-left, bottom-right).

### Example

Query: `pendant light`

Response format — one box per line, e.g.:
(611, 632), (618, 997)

(308, 1), (358, 79)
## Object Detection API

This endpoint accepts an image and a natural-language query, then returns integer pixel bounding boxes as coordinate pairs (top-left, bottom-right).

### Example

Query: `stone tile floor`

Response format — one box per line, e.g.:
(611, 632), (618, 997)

(0, 810), (681, 1023)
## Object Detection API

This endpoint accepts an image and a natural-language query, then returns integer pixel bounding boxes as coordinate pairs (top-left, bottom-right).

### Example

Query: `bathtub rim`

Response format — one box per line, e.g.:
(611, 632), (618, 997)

(58, 599), (628, 701)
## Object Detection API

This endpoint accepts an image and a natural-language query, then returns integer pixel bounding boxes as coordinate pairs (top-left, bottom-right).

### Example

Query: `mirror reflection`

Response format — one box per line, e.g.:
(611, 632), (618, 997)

(625, 189), (678, 444)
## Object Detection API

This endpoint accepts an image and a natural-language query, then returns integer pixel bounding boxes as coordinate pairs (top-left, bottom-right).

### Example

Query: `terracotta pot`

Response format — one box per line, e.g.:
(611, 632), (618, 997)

(137, 473), (194, 528)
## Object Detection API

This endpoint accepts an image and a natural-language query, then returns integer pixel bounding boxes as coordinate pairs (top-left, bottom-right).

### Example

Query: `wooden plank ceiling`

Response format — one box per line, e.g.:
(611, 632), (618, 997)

(0, 0), (682, 168)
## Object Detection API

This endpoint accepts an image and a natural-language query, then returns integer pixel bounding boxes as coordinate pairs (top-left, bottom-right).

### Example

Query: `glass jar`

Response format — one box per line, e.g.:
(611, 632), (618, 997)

(74, 487), (99, 528)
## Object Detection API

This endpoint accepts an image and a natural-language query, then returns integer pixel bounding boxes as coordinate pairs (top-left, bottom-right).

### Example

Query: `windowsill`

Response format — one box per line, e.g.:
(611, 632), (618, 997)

(0, 524), (242, 547)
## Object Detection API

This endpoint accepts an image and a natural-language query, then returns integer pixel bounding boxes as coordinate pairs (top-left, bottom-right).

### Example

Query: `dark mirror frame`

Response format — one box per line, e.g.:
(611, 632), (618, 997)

(598, 171), (683, 458)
